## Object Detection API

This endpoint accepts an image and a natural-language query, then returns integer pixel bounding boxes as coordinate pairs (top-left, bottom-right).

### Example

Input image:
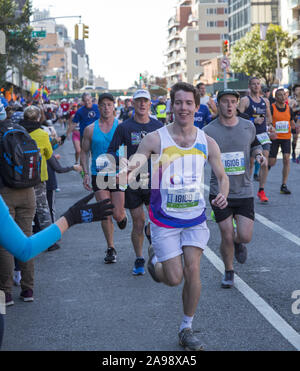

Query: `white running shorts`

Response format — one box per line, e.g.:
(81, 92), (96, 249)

(150, 221), (210, 263)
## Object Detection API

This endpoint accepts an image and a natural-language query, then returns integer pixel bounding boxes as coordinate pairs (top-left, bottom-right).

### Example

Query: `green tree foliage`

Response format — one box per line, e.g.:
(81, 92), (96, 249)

(0, 0), (40, 86)
(230, 24), (294, 87)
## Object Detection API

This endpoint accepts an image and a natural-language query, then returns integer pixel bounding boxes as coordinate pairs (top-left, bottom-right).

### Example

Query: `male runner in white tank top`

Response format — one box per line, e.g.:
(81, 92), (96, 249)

(126, 82), (229, 351)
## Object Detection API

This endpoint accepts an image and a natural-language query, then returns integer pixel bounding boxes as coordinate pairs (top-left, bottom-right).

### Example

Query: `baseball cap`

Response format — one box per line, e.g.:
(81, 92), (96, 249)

(217, 89), (240, 101)
(133, 89), (151, 101)
(98, 93), (115, 104)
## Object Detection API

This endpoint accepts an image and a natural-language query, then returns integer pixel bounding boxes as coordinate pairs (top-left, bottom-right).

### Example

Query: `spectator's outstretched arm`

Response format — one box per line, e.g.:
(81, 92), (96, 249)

(0, 194), (114, 262)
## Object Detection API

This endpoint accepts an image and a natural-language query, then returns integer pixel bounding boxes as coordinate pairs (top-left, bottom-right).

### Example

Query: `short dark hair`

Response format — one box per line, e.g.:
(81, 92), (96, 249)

(81, 93), (91, 101)
(248, 76), (260, 85)
(170, 82), (200, 107)
(293, 84), (300, 92)
(98, 93), (115, 105)
(275, 88), (285, 96)
(196, 82), (205, 90)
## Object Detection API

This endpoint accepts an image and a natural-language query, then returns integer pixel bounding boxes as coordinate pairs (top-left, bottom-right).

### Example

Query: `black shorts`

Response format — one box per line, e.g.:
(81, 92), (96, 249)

(125, 188), (150, 209)
(269, 139), (291, 158)
(92, 175), (124, 193)
(209, 195), (255, 223)
(292, 128), (297, 135)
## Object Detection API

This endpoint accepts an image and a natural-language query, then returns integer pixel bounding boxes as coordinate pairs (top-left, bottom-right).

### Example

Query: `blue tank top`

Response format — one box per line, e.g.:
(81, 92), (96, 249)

(244, 96), (267, 134)
(91, 119), (119, 175)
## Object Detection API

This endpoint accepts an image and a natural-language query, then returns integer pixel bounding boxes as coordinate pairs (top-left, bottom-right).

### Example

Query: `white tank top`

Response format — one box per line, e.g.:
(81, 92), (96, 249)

(149, 126), (208, 228)
(200, 96), (210, 107)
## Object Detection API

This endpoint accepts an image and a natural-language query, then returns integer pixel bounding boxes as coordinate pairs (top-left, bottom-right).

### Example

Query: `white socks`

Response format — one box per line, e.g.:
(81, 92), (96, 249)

(151, 255), (158, 266)
(179, 315), (194, 332)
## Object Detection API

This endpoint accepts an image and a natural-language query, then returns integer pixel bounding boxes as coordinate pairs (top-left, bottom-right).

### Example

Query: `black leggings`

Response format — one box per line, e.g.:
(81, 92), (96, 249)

(0, 313), (4, 349)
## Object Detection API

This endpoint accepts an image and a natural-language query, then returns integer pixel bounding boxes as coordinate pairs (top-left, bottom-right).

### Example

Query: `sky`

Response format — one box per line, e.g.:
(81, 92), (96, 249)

(32, 0), (178, 89)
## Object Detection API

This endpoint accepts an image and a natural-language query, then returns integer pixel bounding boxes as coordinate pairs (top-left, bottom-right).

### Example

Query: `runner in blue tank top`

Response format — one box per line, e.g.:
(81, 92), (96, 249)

(239, 77), (273, 203)
(81, 93), (127, 265)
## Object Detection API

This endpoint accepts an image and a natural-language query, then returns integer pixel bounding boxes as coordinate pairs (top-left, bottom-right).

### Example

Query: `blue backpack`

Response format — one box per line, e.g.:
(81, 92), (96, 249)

(0, 120), (41, 188)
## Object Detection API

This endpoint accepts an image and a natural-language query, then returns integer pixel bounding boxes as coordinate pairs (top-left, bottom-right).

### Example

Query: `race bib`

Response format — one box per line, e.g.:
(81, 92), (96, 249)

(257, 132), (271, 145)
(275, 121), (289, 134)
(221, 152), (245, 175)
(166, 187), (200, 212)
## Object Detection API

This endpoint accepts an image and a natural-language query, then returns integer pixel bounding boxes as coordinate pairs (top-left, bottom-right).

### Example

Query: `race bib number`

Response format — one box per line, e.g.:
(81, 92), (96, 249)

(221, 152), (245, 175)
(166, 188), (200, 212)
(275, 121), (289, 134)
(257, 132), (271, 145)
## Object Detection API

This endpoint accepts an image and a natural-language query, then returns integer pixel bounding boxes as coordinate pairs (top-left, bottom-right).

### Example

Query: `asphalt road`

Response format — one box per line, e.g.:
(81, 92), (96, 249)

(2, 125), (300, 351)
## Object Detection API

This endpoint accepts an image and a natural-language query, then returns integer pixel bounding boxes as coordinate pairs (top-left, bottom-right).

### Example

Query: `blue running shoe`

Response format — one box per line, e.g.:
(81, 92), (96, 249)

(132, 258), (145, 276)
(221, 270), (234, 289)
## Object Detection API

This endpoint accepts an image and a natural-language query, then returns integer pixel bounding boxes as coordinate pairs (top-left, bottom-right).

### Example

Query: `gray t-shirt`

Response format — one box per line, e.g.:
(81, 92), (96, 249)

(204, 117), (261, 199)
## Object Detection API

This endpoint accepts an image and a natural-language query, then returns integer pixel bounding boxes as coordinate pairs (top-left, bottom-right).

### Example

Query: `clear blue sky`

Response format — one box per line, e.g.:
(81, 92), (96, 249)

(32, 0), (177, 89)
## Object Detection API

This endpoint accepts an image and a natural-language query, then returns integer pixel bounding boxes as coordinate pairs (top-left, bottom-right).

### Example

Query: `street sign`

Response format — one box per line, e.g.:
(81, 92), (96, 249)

(221, 57), (230, 70)
(43, 75), (56, 80)
(32, 31), (46, 38)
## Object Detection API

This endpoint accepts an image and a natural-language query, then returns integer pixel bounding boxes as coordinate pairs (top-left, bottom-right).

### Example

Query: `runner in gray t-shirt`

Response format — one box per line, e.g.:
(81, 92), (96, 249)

(203, 89), (266, 288)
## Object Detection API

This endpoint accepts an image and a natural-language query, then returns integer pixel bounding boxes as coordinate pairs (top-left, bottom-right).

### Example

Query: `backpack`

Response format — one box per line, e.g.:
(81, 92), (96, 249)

(0, 120), (41, 189)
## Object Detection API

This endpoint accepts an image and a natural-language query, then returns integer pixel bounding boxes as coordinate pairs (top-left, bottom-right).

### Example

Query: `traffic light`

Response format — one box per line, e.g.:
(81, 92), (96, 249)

(222, 40), (229, 55)
(139, 73), (143, 81)
(74, 24), (79, 40)
(83, 24), (89, 39)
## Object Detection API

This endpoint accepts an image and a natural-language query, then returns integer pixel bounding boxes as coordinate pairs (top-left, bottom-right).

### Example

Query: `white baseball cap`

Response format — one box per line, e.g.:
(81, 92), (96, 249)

(133, 89), (151, 101)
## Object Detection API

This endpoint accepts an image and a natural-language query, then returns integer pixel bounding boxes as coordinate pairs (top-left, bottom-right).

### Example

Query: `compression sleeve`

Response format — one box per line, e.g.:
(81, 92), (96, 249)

(0, 196), (61, 262)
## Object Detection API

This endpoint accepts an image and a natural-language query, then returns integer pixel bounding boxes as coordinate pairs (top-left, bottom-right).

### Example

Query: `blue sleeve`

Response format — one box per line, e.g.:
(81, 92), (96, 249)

(72, 110), (80, 123)
(0, 196), (62, 262)
(205, 106), (212, 124)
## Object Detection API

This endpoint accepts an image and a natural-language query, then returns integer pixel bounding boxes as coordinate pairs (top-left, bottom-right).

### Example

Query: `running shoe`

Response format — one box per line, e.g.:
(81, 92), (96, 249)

(104, 247), (117, 264)
(234, 242), (247, 264)
(5, 293), (14, 307)
(257, 190), (269, 203)
(20, 289), (34, 302)
(221, 270), (234, 289)
(280, 184), (291, 194)
(296, 156), (300, 164)
(253, 173), (260, 182)
(147, 245), (160, 283)
(47, 243), (61, 252)
(132, 258), (145, 276)
(144, 224), (152, 244)
(178, 328), (204, 351)
(117, 217), (127, 230)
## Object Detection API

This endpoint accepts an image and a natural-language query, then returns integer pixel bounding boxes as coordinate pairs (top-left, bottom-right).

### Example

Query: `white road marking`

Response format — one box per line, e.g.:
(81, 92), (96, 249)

(255, 213), (300, 247)
(204, 184), (300, 350)
(204, 247), (300, 351)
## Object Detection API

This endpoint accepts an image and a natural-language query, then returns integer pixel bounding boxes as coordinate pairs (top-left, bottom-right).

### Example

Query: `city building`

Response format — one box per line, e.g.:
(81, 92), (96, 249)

(281, 0), (300, 86)
(165, 0), (228, 87)
(228, 0), (280, 43)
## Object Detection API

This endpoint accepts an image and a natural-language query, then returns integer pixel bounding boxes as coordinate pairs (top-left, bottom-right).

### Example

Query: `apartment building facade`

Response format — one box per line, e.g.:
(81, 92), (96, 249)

(165, 0), (228, 87)
(228, 0), (280, 43)
(281, 0), (300, 85)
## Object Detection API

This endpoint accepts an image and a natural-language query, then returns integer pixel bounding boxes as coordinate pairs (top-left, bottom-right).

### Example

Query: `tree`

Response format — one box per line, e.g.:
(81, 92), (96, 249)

(230, 24), (294, 87)
(0, 0), (41, 87)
